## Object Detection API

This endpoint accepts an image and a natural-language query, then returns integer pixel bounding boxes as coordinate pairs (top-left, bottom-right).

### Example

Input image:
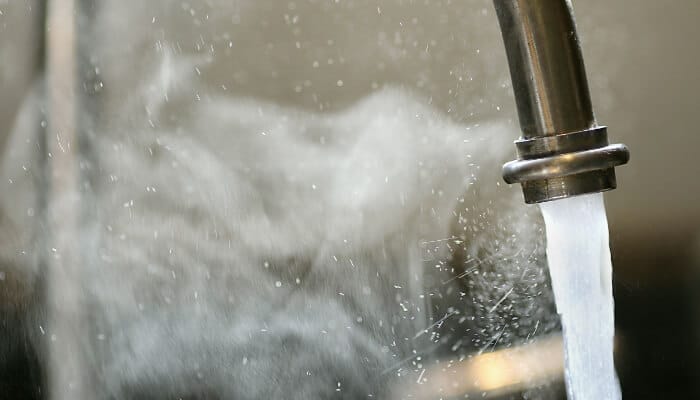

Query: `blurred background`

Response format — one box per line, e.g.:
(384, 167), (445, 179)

(1, 0), (699, 398)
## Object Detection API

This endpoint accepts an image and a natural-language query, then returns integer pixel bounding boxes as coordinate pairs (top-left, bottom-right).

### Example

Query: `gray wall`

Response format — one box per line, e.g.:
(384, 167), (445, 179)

(0, 0), (42, 151)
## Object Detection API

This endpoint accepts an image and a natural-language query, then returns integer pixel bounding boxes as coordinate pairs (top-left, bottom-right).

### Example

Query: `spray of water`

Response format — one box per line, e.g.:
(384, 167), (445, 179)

(0, 74), (525, 398)
(539, 193), (621, 399)
(0, 2), (577, 397)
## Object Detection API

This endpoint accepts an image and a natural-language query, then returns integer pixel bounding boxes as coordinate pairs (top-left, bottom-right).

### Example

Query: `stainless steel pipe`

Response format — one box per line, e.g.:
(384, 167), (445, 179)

(494, 0), (629, 203)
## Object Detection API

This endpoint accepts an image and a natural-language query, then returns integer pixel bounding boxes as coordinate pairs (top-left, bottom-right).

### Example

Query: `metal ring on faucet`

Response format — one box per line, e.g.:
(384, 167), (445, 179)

(502, 143), (630, 184)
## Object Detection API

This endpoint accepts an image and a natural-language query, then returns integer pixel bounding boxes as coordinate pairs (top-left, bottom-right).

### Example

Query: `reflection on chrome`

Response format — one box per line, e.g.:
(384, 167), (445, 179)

(395, 335), (564, 399)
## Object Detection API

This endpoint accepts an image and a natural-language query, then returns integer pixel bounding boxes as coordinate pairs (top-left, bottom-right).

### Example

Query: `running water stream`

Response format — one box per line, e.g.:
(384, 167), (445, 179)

(539, 193), (621, 400)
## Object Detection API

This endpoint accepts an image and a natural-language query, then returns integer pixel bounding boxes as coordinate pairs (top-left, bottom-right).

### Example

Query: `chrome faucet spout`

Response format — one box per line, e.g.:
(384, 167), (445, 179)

(494, 0), (629, 203)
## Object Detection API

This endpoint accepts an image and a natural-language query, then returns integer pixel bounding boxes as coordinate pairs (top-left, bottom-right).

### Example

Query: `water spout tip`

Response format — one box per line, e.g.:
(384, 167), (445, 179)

(502, 126), (630, 204)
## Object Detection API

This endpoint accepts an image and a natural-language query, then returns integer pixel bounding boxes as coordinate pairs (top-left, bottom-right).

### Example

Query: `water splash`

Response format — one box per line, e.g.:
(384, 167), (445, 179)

(539, 193), (621, 399)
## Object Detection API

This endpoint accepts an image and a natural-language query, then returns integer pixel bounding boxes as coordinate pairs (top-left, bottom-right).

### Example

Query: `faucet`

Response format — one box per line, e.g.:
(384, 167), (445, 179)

(494, 0), (629, 204)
